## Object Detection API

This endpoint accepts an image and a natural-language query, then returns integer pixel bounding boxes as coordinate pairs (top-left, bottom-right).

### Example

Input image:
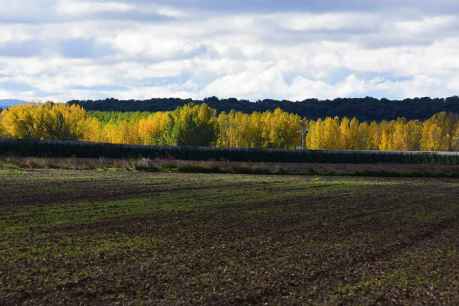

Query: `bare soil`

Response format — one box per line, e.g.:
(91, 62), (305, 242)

(1, 170), (459, 305)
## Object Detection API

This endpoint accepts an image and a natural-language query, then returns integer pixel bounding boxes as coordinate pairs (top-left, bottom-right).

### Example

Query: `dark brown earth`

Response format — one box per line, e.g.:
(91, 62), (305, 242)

(1, 169), (459, 305)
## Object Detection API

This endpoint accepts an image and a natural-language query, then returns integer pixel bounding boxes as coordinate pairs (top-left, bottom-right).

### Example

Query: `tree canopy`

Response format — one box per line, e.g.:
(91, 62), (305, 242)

(68, 96), (459, 122)
(1, 103), (459, 151)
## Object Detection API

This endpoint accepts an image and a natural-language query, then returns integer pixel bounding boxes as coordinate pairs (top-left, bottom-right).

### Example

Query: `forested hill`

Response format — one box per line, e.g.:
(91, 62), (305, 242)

(68, 96), (459, 121)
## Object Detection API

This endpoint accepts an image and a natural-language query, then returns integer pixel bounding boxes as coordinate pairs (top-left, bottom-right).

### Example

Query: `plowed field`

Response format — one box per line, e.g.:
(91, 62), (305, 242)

(1, 169), (459, 305)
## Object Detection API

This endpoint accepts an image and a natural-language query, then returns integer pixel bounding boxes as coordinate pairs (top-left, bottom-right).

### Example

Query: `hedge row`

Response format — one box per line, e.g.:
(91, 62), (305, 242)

(1, 139), (459, 165)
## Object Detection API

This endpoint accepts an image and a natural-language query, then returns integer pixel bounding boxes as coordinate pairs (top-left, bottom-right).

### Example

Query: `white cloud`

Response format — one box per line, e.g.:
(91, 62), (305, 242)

(56, 0), (133, 16)
(393, 16), (457, 35)
(278, 12), (377, 32)
(55, 0), (187, 19)
(1, 0), (459, 101)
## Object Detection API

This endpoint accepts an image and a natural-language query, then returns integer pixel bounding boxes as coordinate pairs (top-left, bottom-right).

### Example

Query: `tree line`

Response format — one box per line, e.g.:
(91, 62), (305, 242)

(1, 102), (459, 151)
(69, 96), (459, 121)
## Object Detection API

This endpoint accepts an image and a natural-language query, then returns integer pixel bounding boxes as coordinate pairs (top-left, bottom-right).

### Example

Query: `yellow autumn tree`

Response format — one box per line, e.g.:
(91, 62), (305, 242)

(81, 117), (104, 142)
(421, 112), (459, 151)
(137, 112), (173, 145)
(0, 110), (6, 137)
(0, 103), (92, 140)
(357, 122), (370, 149)
(322, 117), (340, 149)
(339, 117), (352, 149)
(367, 121), (381, 150)
(308, 118), (322, 149)
(2, 102), (459, 152)
(264, 109), (302, 149)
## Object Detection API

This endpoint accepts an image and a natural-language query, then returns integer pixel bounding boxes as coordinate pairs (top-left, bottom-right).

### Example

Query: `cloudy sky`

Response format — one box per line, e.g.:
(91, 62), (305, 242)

(1, 0), (459, 101)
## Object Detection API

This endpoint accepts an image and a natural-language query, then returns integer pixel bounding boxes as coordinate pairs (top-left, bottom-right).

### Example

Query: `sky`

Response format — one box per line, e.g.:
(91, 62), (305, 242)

(1, 0), (459, 101)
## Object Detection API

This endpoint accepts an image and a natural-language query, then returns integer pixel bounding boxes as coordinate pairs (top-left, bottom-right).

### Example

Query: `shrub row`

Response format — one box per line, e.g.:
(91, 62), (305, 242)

(1, 139), (459, 165)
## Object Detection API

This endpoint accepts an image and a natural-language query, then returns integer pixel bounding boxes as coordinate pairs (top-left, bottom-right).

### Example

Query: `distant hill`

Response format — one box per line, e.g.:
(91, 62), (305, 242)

(68, 96), (459, 121)
(0, 99), (25, 109)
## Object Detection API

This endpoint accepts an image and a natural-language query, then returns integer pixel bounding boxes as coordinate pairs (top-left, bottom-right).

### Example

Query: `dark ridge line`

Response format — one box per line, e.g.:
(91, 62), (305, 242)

(67, 96), (459, 121)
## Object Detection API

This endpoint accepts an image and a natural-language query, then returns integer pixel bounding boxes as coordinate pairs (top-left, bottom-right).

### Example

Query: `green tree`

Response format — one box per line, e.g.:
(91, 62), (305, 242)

(169, 104), (217, 146)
